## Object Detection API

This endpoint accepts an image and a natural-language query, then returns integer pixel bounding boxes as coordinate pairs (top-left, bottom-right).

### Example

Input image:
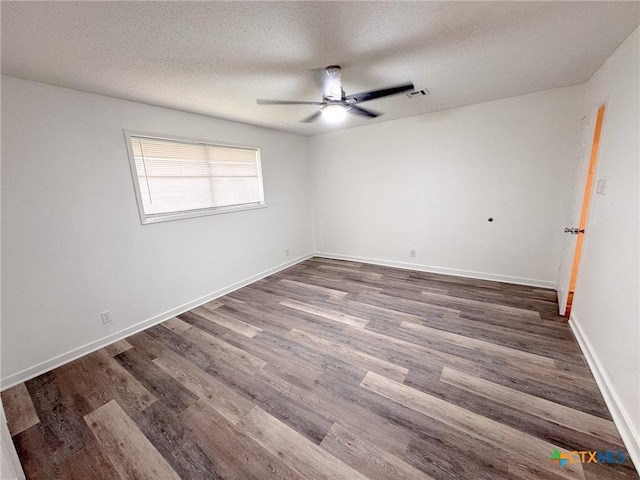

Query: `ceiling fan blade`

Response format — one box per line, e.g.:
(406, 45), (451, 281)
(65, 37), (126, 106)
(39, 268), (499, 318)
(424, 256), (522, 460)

(300, 110), (322, 123)
(345, 82), (414, 104)
(348, 105), (380, 118)
(257, 99), (324, 105)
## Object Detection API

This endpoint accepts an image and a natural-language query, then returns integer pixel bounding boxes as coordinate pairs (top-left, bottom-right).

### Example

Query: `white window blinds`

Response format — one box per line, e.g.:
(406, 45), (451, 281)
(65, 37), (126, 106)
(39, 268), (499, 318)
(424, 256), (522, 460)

(126, 133), (264, 223)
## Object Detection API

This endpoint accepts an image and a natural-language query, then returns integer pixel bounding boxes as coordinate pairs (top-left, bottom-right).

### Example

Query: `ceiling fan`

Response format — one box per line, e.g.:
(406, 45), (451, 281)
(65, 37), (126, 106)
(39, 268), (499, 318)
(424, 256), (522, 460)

(257, 65), (414, 123)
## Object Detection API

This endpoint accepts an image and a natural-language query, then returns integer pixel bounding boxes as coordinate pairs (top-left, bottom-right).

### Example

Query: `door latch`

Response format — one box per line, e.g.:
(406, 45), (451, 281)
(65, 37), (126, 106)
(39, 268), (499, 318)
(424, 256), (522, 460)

(564, 227), (585, 234)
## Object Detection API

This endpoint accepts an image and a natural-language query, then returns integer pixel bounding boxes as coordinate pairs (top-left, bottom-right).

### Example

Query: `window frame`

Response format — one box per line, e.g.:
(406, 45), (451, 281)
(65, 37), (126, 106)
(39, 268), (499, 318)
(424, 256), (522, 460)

(123, 129), (266, 225)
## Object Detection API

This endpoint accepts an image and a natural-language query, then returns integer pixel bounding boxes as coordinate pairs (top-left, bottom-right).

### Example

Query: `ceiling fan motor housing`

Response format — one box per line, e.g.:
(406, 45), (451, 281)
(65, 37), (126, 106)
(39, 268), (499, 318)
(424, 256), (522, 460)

(324, 65), (343, 101)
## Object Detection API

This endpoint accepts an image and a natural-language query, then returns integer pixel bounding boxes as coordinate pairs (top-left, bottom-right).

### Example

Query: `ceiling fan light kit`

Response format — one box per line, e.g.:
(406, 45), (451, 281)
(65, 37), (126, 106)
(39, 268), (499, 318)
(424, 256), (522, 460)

(322, 104), (348, 122)
(257, 65), (415, 124)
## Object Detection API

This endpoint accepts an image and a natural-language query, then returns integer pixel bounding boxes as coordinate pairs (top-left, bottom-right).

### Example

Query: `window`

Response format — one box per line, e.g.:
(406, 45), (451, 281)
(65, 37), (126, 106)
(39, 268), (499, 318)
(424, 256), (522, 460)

(124, 131), (265, 224)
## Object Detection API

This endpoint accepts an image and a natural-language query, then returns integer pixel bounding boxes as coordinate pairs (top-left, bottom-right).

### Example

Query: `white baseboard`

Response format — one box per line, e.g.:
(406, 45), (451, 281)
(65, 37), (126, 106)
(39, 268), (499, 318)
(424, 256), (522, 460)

(314, 252), (555, 289)
(569, 315), (640, 471)
(0, 253), (313, 390)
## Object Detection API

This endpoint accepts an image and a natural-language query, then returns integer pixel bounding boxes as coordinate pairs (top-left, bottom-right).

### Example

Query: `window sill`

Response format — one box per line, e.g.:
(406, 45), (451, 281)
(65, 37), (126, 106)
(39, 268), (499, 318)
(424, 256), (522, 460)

(140, 203), (267, 225)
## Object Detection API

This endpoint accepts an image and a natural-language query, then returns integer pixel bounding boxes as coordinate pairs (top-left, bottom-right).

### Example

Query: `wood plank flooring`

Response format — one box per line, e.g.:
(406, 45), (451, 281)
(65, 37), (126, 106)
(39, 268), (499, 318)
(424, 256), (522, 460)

(2, 257), (637, 479)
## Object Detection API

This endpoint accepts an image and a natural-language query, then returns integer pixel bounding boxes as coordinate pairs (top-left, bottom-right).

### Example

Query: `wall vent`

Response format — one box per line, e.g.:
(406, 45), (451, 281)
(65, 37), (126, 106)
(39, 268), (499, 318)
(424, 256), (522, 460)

(406, 88), (430, 98)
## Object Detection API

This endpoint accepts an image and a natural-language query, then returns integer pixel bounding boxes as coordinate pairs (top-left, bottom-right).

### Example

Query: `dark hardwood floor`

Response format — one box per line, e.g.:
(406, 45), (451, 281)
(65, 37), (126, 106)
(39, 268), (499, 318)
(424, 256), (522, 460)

(2, 257), (637, 479)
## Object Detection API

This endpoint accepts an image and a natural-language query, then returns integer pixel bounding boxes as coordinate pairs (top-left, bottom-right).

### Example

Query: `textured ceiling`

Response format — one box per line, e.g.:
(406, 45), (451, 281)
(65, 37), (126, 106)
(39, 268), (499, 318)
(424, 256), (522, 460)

(2, 1), (638, 136)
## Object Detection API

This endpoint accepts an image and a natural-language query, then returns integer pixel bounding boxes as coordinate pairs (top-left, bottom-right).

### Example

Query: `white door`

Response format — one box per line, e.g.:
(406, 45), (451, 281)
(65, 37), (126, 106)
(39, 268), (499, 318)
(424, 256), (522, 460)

(556, 105), (600, 315)
(1, 400), (26, 480)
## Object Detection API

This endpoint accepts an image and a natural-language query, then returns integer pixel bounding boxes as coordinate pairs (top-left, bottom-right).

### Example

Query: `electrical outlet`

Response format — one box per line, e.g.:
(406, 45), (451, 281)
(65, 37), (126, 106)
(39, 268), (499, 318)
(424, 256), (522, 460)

(100, 311), (112, 324)
(285, 248), (290, 257)
(409, 249), (416, 258)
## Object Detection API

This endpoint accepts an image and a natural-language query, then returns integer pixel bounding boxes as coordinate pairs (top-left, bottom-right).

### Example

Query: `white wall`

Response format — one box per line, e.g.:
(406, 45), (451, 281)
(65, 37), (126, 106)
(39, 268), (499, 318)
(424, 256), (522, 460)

(569, 28), (639, 465)
(1, 76), (313, 385)
(310, 86), (583, 287)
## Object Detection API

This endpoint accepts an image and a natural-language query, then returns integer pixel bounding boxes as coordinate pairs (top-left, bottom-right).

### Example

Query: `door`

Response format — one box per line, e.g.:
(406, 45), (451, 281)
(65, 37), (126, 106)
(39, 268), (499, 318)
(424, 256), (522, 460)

(1, 400), (26, 480)
(557, 104), (606, 316)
